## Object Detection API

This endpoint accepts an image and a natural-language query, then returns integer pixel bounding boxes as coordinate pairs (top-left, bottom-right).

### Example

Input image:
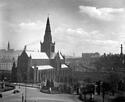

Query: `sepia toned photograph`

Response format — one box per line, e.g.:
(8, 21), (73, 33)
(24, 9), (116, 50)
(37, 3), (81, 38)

(0, 0), (125, 102)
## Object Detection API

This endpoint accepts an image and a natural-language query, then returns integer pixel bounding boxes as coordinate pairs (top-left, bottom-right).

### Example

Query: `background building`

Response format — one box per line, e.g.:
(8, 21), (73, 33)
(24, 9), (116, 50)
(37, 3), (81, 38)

(65, 52), (100, 72)
(0, 42), (22, 71)
(0, 42), (22, 81)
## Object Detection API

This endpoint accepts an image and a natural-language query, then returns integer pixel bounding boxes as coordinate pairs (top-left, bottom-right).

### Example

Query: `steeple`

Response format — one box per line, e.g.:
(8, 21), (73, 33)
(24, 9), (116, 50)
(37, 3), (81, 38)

(120, 44), (123, 56)
(24, 45), (27, 51)
(44, 17), (52, 43)
(7, 42), (10, 51)
(40, 17), (55, 58)
(120, 44), (124, 64)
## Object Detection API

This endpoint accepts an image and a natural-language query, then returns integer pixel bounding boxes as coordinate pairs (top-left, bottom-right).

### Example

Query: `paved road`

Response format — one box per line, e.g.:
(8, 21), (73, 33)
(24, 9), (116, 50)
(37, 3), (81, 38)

(0, 86), (81, 102)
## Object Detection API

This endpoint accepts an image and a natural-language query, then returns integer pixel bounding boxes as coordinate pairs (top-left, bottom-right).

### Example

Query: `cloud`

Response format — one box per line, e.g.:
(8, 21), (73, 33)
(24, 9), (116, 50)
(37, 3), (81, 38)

(66, 28), (105, 41)
(53, 25), (120, 55)
(67, 28), (87, 35)
(14, 21), (46, 50)
(79, 6), (125, 21)
(19, 21), (44, 30)
(18, 21), (45, 41)
(89, 39), (118, 45)
(0, 2), (6, 8)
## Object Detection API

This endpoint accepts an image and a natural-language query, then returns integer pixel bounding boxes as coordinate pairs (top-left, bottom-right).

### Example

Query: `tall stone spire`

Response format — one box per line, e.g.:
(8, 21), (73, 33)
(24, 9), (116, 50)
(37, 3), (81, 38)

(7, 42), (10, 51)
(44, 17), (52, 43)
(40, 17), (55, 58)
(120, 44), (123, 56)
(120, 44), (124, 64)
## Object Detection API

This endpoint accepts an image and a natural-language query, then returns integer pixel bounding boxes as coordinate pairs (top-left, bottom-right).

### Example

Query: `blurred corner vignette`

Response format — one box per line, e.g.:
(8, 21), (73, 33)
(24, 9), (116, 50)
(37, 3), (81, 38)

(0, 0), (125, 102)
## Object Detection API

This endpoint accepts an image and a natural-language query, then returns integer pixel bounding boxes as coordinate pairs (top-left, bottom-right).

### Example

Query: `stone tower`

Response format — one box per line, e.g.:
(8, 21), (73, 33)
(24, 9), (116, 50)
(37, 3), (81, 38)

(120, 44), (123, 56)
(40, 17), (55, 58)
(7, 42), (10, 51)
(120, 44), (124, 64)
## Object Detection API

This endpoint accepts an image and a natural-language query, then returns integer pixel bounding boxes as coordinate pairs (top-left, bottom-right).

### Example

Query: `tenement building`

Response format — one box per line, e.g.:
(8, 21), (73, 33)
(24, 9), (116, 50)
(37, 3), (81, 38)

(17, 17), (71, 84)
(0, 42), (21, 71)
(0, 42), (22, 81)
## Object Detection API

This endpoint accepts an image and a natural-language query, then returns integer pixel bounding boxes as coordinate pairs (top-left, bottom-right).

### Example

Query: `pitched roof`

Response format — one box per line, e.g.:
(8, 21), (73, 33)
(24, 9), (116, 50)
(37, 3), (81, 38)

(58, 52), (64, 59)
(25, 51), (49, 59)
(61, 64), (68, 68)
(32, 65), (53, 70)
(50, 52), (64, 59)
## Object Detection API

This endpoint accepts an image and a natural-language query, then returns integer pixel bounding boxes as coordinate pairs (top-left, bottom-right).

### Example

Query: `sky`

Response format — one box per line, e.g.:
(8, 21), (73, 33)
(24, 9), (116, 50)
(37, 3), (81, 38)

(0, 0), (125, 56)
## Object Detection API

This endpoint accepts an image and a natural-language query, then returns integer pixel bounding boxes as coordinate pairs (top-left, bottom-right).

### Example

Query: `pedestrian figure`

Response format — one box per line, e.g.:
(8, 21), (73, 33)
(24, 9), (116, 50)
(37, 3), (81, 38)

(102, 90), (105, 102)
(22, 93), (24, 102)
(101, 82), (105, 102)
(90, 93), (94, 102)
(97, 81), (101, 95)
(0, 93), (2, 98)
(82, 87), (87, 102)
(49, 87), (52, 94)
(94, 84), (97, 95)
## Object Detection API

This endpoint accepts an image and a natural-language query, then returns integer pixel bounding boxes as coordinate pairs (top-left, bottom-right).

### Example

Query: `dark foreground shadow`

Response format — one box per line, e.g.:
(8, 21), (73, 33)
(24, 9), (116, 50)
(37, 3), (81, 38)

(111, 96), (125, 102)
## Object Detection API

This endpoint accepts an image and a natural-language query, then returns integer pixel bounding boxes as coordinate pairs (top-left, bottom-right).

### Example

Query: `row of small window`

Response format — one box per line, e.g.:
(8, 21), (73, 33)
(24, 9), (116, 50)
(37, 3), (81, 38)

(0, 63), (12, 68)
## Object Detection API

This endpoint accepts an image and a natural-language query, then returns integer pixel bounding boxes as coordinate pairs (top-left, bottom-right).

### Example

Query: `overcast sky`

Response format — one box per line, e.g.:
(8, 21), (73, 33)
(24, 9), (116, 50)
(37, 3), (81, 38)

(0, 0), (125, 56)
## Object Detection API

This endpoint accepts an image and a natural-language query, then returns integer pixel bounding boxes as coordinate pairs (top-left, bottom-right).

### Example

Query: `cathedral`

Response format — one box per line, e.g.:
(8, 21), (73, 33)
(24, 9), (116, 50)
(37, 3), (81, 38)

(16, 17), (71, 84)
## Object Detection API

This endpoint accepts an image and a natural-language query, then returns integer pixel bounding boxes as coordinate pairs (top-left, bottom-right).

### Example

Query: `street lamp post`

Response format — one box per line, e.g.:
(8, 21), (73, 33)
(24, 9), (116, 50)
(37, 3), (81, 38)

(25, 83), (27, 102)
(25, 73), (27, 102)
(22, 93), (24, 102)
(24, 70), (27, 102)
